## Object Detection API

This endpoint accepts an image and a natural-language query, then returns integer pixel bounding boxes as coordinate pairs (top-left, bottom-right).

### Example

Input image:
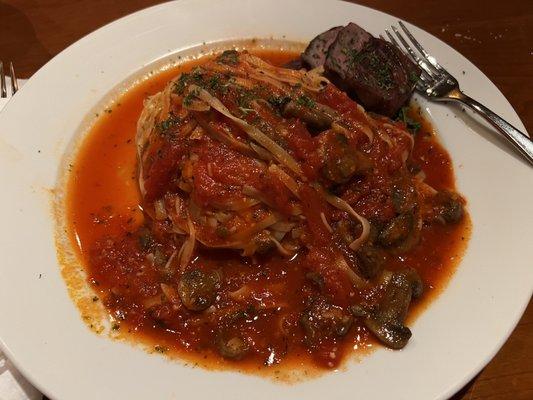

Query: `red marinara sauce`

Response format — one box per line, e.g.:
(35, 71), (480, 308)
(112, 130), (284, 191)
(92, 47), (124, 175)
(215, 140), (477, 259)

(66, 49), (470, 378)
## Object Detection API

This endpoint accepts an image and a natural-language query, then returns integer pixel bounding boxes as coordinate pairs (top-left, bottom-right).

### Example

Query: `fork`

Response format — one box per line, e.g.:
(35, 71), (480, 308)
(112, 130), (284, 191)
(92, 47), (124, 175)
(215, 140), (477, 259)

(0, 61), (19, 98)
(385, 21), (533, 166)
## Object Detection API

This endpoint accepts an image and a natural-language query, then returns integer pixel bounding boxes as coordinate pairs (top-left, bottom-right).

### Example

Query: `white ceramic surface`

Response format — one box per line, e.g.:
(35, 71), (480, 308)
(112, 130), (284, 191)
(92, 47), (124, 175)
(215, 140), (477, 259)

(0, 79), (43, 400)
(0, 1), (531, 399)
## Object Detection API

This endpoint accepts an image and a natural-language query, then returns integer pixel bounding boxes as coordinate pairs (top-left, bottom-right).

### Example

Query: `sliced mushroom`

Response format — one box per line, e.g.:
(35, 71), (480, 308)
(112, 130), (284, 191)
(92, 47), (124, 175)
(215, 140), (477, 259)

(177, 269), (220, 311)
(282, 100), (334, 131)
(432, 190), (464, 224)
(300, 298), (353, 345)
(334, 218), (362, 245)
(253, 231), (276, 254)
(377, 211), (422, 254)
(378, 213), (414, 247)
(216, 335), (249, 360)
(391, 183), (418, 214)
(321, 132), (372, 184)
(356, 244), (387, 279)
(362, 268), (423, 349)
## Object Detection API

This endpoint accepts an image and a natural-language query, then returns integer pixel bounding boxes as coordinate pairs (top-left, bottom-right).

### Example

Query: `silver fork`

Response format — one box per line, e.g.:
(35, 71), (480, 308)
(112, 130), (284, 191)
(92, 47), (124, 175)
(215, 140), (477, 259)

(0, 61), (19, 98)
(385, 21), (533, 166)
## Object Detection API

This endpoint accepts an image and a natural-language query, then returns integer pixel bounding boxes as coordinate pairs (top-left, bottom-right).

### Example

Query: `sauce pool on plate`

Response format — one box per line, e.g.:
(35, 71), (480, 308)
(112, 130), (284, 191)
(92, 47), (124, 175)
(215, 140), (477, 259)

(65, 49), (470, 377)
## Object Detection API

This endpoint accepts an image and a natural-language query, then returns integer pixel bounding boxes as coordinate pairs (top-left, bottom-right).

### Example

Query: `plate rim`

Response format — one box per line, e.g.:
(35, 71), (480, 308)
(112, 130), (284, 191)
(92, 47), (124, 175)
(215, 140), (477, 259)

(0, 1), (531, 399)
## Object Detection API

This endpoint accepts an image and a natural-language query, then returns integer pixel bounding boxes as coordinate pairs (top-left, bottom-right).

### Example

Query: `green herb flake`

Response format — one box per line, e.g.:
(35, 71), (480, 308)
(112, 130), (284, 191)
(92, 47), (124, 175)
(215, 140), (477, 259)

(206, 73), (230, 94)
(191, 67), (204, 81)
(183, 94), (193, 107)
(173, 73), (190, 95)
(207, 74), (221, 90)
(396, 107), (421, 134)
(349, 49), (394, 90)
(267, 95), (290, 110)
(237, 89), (258, 109)
(157, 113), (181, 133)
(183, 88), (200, 107)
(296, 95), (316, 108)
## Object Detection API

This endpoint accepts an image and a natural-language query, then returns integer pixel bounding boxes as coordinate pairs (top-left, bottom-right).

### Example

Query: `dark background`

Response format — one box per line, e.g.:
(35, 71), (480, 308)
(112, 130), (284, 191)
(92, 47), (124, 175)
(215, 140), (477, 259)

(0, 1), (531, 399)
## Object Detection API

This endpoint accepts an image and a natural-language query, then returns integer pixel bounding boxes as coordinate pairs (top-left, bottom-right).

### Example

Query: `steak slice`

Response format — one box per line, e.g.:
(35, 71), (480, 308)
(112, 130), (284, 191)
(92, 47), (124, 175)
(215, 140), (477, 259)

(324, 24), (420, 116)
(321, 23), (372, 71)
(301, 22), (421, 117)
(301, 26), (343, 69)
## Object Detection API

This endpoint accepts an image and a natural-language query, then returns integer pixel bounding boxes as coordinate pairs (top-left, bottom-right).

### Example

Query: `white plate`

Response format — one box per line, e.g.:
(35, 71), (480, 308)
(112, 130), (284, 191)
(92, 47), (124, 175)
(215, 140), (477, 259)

(0, 1), (531, 399)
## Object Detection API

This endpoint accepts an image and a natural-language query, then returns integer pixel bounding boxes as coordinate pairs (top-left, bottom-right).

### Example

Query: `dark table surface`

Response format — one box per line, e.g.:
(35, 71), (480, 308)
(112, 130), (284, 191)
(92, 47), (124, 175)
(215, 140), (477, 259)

(1, 1), (531, 399)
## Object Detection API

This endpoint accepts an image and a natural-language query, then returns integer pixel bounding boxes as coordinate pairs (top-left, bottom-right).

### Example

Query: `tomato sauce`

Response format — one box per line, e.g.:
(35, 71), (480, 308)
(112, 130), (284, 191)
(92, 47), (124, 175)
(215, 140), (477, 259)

(66, 49), (470, 378)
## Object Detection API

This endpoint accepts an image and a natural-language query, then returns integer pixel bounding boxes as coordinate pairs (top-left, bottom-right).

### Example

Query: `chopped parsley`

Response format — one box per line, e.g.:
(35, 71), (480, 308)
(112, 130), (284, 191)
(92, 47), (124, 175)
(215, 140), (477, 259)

(237, 89), (258, 109)
(207, 74), (222, 90)
(205, 73), (231, 95)
(173, 68), (207, 95)
(267, 95), (290, 110)
(348, 49), (394, 90)
(183, 88), (200, 107)
(296, 95), (316, 108)
(173, 73), (190, 95)
(175, 68), (231, 100)
(157, 113), (180, 133)
(191, 67), (204, 81)
(397, 107), (421, 134)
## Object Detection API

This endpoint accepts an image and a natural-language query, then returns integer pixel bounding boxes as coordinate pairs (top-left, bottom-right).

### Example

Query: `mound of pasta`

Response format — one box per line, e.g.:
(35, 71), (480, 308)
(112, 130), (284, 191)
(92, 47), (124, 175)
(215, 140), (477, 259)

(80, 50), (467, 369)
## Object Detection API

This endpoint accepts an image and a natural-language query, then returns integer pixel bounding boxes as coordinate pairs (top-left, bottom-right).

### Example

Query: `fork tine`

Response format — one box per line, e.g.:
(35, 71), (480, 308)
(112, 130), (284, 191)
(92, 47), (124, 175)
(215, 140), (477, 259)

(0, 62), (6, 98)
(418, 73), (431, 84)
(385, 29), (433, 82)
(384, 29), (401, 48)
(391, 26), (438, 79)
(398, 21), (445, 73)
(9, 62), (18, 94)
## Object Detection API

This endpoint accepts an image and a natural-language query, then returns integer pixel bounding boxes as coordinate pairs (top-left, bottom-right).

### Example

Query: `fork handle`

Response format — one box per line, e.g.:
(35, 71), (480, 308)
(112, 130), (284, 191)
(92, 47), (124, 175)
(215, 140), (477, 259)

(450, 91), (533, 166)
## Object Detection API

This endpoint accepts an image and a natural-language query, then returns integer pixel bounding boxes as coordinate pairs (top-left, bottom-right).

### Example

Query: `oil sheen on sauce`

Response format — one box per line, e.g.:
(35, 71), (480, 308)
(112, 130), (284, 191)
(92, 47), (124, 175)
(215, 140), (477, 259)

(65, 49), (470, 380)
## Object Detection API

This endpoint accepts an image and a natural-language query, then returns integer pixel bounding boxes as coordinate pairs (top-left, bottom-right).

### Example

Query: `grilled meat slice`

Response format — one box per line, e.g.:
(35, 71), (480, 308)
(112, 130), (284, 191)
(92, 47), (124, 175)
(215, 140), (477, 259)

(301, 26), (344, 69)
(302, 22), (421, 117)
